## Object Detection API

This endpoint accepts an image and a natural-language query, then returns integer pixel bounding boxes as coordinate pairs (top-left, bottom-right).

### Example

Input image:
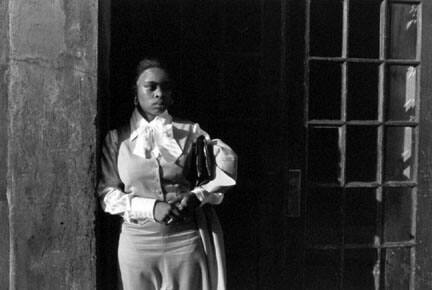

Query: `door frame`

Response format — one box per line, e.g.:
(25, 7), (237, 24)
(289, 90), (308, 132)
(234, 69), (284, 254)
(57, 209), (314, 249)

(416, 0), (432, 287)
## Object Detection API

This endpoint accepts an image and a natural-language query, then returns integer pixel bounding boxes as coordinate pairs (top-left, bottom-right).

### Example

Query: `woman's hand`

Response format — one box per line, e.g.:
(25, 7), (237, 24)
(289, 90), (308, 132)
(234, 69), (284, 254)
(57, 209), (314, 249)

(153, 201), (181, 224)
(176, 192), (201, 215)
(154, 193), (200, 224)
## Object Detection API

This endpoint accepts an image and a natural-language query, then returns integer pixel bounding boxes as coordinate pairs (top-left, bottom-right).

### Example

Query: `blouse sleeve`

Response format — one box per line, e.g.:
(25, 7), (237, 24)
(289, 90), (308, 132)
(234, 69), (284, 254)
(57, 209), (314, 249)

(97, 130), (156, 221)
(190, 124), (238, 205)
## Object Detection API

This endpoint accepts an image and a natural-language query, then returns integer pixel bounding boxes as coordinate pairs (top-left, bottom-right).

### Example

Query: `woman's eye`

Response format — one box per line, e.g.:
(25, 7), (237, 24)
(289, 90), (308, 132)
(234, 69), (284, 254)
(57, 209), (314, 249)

(144, 84), (157, 91)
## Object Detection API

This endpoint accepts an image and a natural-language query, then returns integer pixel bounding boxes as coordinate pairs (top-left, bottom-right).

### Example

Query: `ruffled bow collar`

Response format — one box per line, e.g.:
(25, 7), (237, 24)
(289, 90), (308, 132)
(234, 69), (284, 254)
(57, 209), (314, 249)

(129, 109), (182, 163)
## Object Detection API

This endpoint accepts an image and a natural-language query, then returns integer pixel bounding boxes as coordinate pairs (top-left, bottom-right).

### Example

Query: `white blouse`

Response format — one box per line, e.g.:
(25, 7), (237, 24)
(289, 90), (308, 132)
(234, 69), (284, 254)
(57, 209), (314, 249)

(97, 109), (237, 222)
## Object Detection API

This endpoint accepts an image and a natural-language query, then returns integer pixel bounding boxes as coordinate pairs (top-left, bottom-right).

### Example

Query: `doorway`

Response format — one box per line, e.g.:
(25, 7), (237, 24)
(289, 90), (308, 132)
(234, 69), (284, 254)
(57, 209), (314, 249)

(98, 1), (297, 289)
(98, 0), (432, 289)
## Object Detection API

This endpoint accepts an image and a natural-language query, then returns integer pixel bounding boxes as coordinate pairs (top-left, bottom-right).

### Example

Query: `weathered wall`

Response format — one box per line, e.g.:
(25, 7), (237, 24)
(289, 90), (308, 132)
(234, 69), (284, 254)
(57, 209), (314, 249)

(0, 0), (9, 287)
(6, 0), (98, 289)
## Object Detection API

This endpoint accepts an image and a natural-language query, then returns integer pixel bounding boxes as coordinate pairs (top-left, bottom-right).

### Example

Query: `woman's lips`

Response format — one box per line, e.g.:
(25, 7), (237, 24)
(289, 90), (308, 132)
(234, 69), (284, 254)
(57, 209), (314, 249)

(153, 103), (165, 109)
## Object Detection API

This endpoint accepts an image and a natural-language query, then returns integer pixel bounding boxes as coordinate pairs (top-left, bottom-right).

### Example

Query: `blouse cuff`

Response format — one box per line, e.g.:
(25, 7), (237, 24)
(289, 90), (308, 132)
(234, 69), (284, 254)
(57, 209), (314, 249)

(129, 197), (157, 221)
(191, 186), (225, 205)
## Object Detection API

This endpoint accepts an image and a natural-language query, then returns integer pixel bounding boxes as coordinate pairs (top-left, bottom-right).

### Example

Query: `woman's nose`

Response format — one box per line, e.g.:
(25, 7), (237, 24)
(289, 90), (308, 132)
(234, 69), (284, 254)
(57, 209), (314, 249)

(154, 86), (163, 98)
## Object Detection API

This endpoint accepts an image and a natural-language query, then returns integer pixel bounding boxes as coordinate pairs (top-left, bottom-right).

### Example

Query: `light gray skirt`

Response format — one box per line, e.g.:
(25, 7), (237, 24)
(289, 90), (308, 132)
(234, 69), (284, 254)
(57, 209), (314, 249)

(118, 219), (210, 290)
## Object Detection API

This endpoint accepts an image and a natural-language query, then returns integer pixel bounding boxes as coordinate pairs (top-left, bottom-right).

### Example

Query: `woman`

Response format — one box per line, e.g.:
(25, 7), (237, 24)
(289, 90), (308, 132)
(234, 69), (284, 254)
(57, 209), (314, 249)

(98, 57), (237, 290)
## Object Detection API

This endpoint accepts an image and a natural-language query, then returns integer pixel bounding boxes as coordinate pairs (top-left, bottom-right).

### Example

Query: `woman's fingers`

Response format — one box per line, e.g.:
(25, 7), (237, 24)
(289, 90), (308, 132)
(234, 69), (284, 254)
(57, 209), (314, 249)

(154, 201), (173, 223)
(156, 197), (197, 225)
(161, 205), (184, 225)
(167, 195), (183, 205)
(170, 207), (182, 218)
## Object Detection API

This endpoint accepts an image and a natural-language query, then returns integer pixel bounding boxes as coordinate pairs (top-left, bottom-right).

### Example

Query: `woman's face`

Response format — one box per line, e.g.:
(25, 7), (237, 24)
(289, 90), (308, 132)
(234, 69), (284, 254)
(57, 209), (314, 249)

(136, 67), (173, 121)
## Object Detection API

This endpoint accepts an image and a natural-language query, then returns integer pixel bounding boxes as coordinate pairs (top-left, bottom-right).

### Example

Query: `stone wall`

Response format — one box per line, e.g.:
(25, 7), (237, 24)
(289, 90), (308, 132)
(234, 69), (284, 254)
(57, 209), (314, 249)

(5, 0), (98, 289)
(0, 0), (9, 287)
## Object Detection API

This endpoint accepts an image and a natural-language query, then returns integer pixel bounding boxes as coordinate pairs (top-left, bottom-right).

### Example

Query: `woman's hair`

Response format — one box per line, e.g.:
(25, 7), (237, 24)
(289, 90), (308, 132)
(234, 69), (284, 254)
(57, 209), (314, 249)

(135, 57), (172, 84)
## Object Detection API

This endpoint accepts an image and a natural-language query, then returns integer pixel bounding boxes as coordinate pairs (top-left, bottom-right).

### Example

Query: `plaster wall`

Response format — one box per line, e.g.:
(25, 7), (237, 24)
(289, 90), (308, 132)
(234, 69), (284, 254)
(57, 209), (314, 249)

(6, 0), (98, 289)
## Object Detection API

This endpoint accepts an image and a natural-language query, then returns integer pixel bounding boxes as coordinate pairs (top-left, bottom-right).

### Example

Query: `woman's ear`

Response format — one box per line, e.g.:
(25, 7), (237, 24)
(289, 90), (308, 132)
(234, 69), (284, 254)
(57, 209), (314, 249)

(133, 95), (138, 107)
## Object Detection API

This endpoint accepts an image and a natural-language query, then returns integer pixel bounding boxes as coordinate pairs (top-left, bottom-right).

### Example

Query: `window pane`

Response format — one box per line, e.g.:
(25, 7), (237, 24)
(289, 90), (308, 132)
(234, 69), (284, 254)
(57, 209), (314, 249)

(348, 0), (381, 58)
(383, 187), (414, 242)
(346, 126), (377, 182)
(384, 127), (415, 181)
(310, 0), (342, 57)
(347, 63), (379, 120)
(345, 188), (378, 244)
(308, 127), (341, 184)
(388, 4), (418, 59)
(306, 188), (342, 245)
(305, 249), (341, 289)
(382, 247), (412, 289)
(309, 62), (341, 120)
(385, 66), (417, 121)
(343, 249), (378, 289)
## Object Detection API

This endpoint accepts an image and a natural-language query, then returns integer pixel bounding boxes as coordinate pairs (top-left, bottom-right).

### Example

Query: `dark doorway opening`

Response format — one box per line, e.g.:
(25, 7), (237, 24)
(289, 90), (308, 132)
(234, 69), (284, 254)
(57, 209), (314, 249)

(97, 1), (304, 289)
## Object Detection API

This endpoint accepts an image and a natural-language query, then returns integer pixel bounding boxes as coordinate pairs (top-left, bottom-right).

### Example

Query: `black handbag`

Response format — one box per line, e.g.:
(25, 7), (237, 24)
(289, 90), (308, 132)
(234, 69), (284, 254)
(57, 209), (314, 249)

(187, 135), (215, 187)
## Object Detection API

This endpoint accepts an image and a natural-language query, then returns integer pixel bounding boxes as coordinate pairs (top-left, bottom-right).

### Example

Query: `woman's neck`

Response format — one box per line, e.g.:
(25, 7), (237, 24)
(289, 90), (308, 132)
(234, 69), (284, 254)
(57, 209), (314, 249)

(137, 106), (156, 122)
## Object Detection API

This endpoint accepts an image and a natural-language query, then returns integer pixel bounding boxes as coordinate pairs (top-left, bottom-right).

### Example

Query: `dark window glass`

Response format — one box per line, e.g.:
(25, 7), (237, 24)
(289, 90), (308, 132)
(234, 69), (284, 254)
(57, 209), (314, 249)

(383, 187), (413, 242)
(308, 127), (341, 184)
(348, 0), (381, 58)
(309, 62), (341, 120)
(346, 126), (377, 182)
(345, 188), (378, 244)
(347, 63), (379, 120)
(310, 0), (342, 57)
